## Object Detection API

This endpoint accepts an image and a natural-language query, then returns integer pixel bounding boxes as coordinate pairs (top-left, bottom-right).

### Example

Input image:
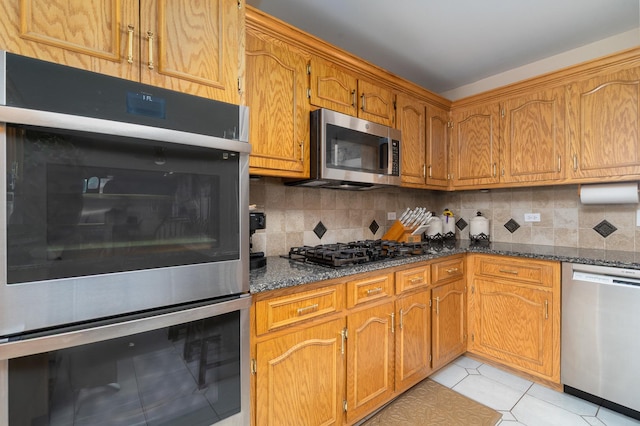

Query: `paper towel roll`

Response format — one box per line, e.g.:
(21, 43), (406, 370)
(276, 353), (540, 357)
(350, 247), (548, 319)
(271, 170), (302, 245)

(579, 182), (639, 204)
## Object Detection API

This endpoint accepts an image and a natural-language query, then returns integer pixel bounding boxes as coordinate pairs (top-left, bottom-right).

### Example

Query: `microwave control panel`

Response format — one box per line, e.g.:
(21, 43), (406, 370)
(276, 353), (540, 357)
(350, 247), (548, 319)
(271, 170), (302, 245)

(391, 140), (400, 175)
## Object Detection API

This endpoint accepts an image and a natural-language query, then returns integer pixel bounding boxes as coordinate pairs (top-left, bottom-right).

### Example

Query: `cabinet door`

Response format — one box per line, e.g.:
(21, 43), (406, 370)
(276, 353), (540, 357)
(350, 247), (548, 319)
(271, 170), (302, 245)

(346, 301), (394, 423)
(141, 0), (240, 103)
(431, 279), (466, 370)
(450, 102), (501, 187)
(0, 0), (139, 80)
(255, 318), (345, 426)
(502, 87), (565, 183)
(358, 79), (394, 126)
(469, 279), (554, 377)
(567, 66), (640, 180)
(426, 104), (451, 188)
(309, 56), (358, 116)
(245, 28), (309, 178)
(395, 289), (431, 392)
(396, 93), (427, 187)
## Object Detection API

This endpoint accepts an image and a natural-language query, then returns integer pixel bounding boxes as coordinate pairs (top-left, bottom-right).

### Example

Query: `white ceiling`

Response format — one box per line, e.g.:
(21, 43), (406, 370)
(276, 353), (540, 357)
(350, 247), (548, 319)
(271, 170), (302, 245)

(246, 0), (640, 100)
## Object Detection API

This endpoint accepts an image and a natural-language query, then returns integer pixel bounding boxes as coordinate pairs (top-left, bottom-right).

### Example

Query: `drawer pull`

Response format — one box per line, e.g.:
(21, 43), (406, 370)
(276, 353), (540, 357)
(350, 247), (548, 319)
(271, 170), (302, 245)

(366, 287), (383, 295)
(297, 303), (319, 315)
(446, 267), (459, 274)
(409, 277), (423, 284)
(499, 269), (519, 275)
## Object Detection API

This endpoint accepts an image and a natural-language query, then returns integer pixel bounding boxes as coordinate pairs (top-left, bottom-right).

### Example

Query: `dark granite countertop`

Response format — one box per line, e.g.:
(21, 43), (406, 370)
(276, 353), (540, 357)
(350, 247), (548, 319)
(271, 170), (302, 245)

(249, 241), (640, 294)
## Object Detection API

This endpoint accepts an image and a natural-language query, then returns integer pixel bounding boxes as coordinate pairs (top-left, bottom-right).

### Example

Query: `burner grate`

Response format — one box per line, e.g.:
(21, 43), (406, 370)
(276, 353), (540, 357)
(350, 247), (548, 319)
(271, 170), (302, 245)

(286, 239), (442, 267)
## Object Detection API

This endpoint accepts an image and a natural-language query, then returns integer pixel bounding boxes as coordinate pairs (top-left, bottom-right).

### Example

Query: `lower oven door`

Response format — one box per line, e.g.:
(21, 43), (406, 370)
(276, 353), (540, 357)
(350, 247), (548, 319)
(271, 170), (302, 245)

(0, 295), (250, 426)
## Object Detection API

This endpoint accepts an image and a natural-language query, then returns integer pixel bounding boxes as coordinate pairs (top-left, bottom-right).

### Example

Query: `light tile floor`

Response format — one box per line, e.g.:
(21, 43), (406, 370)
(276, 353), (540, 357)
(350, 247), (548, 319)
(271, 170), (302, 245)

(430, 356), (640, 426)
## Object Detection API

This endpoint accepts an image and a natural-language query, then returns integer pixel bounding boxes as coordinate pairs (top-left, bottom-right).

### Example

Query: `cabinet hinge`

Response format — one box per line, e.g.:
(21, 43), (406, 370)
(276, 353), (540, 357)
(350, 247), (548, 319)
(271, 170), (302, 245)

(501, 108), (505, 118)
(429, 299), (432, 308)
(250, 358), (257, 375)
(447, 121), (454, 128)
(393, 100), (397, 111)
(471, 334), (475, 342)
(307, 63), (311, 75)
(237, 0), (242, 8)
(237, 78), (241, 94)
(429, 354), (432, 362)
(471, 286), (475, 294)
(307, 88), (311, 99)
(343, 400), (348, 412)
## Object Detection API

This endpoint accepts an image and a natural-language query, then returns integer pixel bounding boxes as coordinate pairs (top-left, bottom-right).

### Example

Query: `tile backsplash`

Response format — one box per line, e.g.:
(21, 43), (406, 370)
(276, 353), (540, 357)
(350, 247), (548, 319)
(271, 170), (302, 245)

(250, 178), (640, 256)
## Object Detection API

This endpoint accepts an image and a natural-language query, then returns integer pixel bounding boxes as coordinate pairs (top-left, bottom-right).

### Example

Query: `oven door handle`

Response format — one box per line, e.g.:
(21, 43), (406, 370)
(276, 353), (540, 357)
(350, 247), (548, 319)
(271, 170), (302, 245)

(0, 295), (251, 361)
(0, 105), (252, 153)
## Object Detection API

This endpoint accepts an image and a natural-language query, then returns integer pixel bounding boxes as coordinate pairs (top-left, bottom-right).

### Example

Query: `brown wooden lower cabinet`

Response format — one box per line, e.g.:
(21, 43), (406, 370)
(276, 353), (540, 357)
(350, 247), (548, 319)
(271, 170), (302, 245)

(467, 254), (561, 384)
(431, 277), (467, 370)
(395, 288), (432, 391)
(345, 300), (395, 423)
(254, 317), (346, 426)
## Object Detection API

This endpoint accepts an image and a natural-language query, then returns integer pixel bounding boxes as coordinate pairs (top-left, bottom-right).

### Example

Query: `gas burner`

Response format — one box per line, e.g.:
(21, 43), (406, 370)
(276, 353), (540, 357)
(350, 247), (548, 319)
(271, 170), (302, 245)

(287, 243), (370, 267)
(286, 239), (451, 267)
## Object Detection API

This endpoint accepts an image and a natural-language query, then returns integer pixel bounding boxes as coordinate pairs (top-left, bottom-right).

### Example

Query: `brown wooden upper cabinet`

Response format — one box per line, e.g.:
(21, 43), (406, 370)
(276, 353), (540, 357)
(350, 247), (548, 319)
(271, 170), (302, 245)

(245, 25), (310, 178)
(450, 102), (501, 188)
(396, 93), (450, 189)
(396, 93), (427, 187)
(567, 65), (640, 181)
(308, 56), (395, 126)
(501, 87), (566, 184)
(0, 0), (242, 104)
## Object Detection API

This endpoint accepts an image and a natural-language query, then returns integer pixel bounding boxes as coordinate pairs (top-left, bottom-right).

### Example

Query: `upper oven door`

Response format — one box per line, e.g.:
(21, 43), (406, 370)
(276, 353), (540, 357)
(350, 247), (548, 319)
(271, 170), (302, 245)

(0, 106), (250, 337)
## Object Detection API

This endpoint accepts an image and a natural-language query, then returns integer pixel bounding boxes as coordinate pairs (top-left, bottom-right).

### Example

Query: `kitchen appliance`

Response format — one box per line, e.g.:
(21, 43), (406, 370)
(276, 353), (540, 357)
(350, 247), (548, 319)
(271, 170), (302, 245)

(285, 108), (401, 190)
(286, 239), (452, 268)
(0, 51), (251, 336)
(0, 52), (251, 425)
(249, 211), (266, 269)
(562, 263), (640, 420)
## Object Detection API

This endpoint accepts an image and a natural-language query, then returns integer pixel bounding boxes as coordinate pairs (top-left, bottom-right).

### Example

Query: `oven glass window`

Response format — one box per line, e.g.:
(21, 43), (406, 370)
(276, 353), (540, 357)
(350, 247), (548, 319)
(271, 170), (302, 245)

(8, 311), (241, 425)
(6, 124), (240, 284)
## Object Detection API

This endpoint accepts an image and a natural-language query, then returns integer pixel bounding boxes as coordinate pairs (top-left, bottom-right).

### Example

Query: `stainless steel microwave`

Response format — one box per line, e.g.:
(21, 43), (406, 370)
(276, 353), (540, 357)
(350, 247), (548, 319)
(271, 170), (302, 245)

(286, 108), (401, 190)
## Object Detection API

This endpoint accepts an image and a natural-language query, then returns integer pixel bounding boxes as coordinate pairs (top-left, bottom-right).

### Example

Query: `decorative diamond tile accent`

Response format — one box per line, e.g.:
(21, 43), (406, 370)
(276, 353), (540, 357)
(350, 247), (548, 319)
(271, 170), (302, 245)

(504, 218), (520, 234)
(313, 221), (327, 239)
(593, 220), (617, 238)
(369, 220), (380, 235)
(456, 218), (468, 231)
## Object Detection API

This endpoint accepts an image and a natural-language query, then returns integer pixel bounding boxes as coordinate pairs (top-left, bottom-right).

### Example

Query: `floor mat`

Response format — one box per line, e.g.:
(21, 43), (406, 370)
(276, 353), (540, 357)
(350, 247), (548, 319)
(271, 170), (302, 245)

(360, 378), (502, 426)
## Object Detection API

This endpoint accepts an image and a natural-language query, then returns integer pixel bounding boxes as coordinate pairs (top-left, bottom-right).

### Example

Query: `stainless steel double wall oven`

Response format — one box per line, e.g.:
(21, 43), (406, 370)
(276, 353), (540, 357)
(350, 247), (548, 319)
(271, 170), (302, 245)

(0, 52), (251, 425)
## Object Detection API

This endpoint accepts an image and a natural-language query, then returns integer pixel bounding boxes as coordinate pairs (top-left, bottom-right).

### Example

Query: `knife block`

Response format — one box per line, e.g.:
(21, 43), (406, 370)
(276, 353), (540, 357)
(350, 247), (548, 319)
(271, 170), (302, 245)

(382, 220), (422, 243)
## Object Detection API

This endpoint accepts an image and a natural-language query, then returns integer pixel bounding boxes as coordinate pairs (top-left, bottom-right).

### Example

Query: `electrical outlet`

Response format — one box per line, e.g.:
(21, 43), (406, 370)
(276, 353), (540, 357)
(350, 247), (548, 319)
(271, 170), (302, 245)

(524, 213), (541, 222)
(387, 211), (396, 220)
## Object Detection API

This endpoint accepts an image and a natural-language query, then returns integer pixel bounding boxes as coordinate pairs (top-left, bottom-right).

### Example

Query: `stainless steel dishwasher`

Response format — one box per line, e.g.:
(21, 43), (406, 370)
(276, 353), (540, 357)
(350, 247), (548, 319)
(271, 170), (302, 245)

(562, 262), (640, 419)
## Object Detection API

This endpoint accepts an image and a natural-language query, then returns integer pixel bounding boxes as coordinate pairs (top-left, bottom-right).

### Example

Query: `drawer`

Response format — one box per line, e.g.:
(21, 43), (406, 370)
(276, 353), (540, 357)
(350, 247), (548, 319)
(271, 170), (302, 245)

(395, 265), (430, 294)
(347, 273), (393, 308)
(474, 255), (555, 287)
(432, 256), (465, 285)
(255, 284), (344, 335)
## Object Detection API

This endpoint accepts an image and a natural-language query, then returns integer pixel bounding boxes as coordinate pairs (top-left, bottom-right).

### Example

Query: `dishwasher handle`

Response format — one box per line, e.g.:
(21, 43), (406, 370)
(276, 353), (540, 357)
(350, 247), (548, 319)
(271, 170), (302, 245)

(573, 271), (640, 287)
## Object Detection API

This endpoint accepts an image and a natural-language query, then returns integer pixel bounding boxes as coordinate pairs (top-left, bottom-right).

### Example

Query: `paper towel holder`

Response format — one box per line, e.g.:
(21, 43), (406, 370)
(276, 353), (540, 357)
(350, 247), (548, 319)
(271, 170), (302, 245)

(578, 182), (640, 204)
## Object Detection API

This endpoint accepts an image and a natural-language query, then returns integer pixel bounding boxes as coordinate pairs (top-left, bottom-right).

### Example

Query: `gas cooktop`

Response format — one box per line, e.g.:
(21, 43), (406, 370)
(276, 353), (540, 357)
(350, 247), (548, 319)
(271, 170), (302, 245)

(285, 239), (456, 268)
